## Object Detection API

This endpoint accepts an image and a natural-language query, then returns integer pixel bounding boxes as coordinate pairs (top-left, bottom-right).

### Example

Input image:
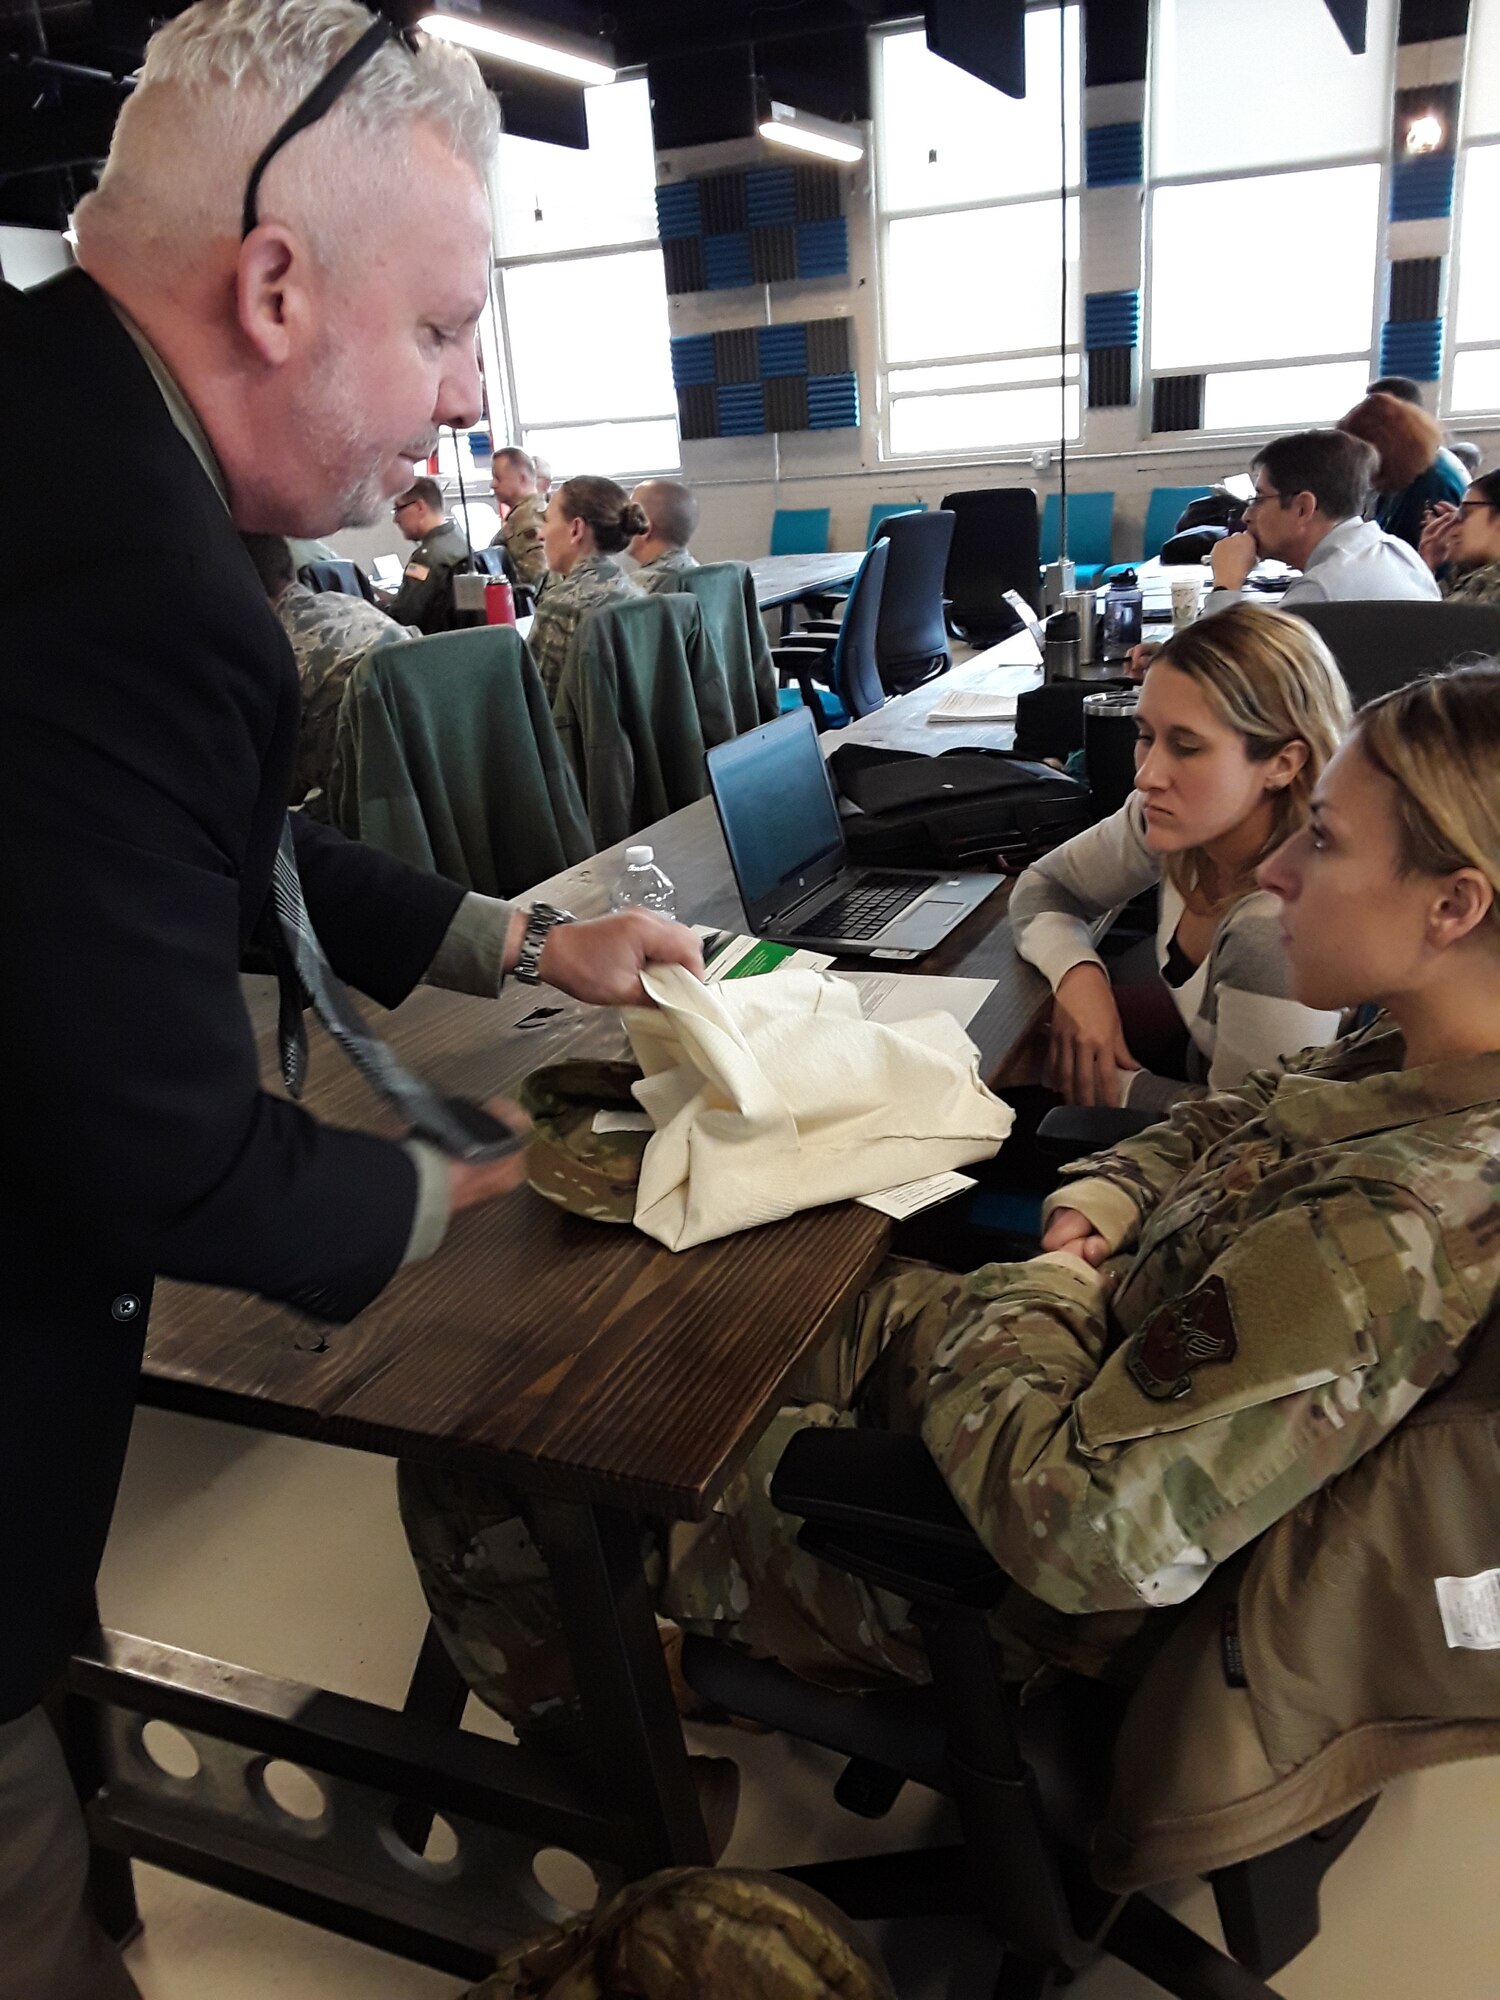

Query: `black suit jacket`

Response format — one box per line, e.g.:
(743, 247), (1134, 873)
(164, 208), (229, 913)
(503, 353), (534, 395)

(0, 270), (466, 1719)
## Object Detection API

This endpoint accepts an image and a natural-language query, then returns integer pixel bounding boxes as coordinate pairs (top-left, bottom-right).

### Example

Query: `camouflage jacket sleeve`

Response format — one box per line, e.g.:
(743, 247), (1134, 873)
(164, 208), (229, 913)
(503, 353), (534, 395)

(916, 1182), (1481, 1618)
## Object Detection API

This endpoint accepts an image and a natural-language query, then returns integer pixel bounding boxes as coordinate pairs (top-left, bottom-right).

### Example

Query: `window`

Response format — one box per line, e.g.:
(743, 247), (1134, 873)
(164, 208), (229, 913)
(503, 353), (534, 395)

(874, 8), (1081, 459)
(1449, 2), (1500, 416)
(483, 78), (679, 480)
(1146, 0), (1395, 433)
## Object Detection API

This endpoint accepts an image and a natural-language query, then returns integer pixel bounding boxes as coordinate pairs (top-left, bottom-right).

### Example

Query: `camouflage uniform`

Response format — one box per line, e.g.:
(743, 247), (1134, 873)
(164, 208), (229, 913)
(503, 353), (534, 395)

(274, 582), (413, 808)
(388, 516), (471, 633)
(492, 490), (548, 591)
(1444, 559), (1500, 607)
(399, 1019), (1500, 1748)
(632, 547), (699, 595)
(528, 552), (643, 700)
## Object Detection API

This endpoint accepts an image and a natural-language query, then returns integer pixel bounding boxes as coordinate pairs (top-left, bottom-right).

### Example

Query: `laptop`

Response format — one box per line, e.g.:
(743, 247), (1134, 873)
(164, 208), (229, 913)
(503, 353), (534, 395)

(706, 708), (998, 959)
(372, 554), (404, 589)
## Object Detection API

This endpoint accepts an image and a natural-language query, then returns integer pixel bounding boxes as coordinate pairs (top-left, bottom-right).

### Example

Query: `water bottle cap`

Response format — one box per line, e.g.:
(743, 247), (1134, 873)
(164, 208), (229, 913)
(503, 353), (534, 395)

(625, 845), (653, 866)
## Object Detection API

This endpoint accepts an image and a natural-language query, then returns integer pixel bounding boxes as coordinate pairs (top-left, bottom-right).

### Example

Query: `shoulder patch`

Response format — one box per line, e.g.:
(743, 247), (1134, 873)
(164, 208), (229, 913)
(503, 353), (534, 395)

(1126, 1276), (1238, 1401)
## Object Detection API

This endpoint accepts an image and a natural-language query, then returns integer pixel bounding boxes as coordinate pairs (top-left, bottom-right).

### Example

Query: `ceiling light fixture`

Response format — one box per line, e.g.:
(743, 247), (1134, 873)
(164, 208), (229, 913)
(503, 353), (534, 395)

(756, 97), (864, 165)
(1404, 111), (1445, 154)
(417, 10), (616, 88)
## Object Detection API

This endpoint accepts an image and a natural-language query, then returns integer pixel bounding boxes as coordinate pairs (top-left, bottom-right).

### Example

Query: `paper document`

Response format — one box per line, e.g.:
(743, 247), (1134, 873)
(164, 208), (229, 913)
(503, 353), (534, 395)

(859, 1171), (976, 1220)
(592, 1109), (653, 1135)
(926, 687), (1021, 724)
(835, 971), (994, 1031)
(696, 928), (834, 981)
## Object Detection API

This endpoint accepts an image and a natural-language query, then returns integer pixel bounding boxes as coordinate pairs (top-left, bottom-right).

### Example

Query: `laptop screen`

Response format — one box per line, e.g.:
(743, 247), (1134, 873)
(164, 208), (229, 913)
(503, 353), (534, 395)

(707, 710), (846, 918)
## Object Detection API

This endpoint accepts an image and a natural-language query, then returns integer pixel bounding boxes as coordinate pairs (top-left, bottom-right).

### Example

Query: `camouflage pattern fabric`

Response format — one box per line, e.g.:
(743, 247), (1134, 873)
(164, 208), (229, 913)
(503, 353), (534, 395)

(461, 1867), (895, 1999)
(400, 1019), (1500, 1742)
(520, 1060), (647, 1224)
(274, 582), (413, 806)
(529, 553), (643, 700)
(633, 547), (700, 596)
(1444, 559), (1500, 606)
(493, 490), (548, 591)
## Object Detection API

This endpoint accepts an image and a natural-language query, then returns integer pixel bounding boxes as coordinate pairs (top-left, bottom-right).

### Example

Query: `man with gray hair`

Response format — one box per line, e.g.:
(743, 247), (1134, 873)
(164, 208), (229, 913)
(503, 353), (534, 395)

(628, 478), (701, 591)
(0, 7), (701, 1994)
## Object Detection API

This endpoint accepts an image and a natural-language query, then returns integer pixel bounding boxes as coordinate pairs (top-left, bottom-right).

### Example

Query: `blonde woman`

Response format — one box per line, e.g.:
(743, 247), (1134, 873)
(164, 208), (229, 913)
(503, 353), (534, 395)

(529, 474), (647, 697)
(1011, 603), (1351, 1110)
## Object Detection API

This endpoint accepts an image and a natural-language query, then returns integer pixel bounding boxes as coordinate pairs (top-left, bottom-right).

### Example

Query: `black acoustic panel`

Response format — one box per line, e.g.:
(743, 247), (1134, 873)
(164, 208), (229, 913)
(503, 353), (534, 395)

(699, 171), (749, 234)
(763, 375), (810, 433)
(495, 75), (588, 149)
(805, 317), (851, 374)
(926, 0), (1026, 98)
(713, 327), (761, 383)
(750, 223), (798, 284)
(647, 51), (754, 151)
(763, 27), (871, 123)
(1323, 0), (1368, 51)
(1152, 374), (1204, 432)
(1088, 346), (1135, 409)
(1389, 256), (1443, 322)
(661, 236), (705, 294)
(1084, 0), (1150, 86)
(1398, 0), (1469, 40)
(676, 384), (718, 442)
(794, 164), (842, 222)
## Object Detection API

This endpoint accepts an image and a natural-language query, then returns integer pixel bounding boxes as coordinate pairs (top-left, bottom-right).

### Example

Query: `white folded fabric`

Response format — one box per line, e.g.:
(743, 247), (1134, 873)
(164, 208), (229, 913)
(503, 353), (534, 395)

(625, 964), (1014, 1251)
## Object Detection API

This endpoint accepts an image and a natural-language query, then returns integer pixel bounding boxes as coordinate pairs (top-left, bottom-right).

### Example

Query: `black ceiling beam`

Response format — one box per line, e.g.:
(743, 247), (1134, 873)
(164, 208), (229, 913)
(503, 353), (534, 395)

(926, 0), (1026, 98)
(1323, 0), (1368, 50)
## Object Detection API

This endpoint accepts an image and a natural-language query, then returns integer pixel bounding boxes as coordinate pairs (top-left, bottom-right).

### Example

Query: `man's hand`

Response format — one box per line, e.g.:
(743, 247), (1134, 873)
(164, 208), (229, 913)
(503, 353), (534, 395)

(1210, 531), (1258, 592)
(1039, 1205), (1111, 1267)
(447, 1097), (531, 1214)
(1045, 962), (1141, 1108)
(536, 910), (705, 1008)
(1419, 501), (1457, 574)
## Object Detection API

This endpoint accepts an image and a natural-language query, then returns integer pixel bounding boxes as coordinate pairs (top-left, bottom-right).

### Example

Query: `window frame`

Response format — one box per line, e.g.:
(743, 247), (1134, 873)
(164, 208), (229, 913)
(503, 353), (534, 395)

(1443, 5), (1500, 426)
(870, 6), (1084, 466)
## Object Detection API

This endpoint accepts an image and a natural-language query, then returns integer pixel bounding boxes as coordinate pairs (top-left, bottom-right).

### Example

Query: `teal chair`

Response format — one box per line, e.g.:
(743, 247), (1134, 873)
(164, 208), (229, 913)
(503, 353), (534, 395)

(866, 500), (926, 544)
(1142, 485), (1212, 560)
(1040, 491), (1115, 584)
(770, 507), (831, 556)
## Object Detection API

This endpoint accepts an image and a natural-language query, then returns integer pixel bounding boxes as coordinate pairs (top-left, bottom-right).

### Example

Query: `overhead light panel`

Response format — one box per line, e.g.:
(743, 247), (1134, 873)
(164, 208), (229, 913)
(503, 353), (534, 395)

(417, 9), (616, 88)
(757, 96), (864, 165)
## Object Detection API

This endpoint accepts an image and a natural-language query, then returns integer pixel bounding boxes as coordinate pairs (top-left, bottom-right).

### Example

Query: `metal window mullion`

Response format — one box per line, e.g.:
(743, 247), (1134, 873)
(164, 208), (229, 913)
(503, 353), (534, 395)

(495, 234), (663, 275)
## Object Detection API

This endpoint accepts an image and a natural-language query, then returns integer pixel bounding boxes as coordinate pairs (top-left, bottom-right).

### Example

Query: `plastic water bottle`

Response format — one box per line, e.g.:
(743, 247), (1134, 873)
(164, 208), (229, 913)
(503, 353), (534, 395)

(609, 844), (676, 917)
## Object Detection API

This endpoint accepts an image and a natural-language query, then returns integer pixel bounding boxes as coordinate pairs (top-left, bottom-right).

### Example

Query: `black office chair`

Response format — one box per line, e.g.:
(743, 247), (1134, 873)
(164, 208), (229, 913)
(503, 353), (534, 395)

(1290, 599), (1500, 705)
(942, 488), (1042, 643)
(873, 509), (955, 694)
(773, 538), (890, 732)
(682, 1423), (1377, 2000)
(298, 557), (375, 602)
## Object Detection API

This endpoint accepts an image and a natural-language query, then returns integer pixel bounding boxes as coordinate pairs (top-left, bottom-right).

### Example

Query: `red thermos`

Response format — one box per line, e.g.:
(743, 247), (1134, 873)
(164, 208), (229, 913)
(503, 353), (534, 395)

(484, 578), (517, 625)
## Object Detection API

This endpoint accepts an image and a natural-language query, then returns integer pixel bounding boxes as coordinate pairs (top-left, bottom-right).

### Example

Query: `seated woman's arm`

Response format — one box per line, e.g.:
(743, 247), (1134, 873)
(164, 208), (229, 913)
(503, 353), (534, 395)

(1010, 795), (1160, 987)
(910, 1179), (1484, 1620)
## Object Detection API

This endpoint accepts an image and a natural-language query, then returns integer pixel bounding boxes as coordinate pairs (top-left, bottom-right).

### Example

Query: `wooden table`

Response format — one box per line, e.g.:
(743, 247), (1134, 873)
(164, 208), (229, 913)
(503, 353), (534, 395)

(74, 649), (1054, 1976)
(749, 549), (866, 608)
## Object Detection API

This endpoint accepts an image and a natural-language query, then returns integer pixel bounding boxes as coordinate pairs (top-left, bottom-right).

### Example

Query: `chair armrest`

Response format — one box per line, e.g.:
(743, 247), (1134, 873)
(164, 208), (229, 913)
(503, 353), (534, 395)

(1036, 1104), (1159, 1165)
(771, 1429), (1008, 1610)
(772, 652), (834, 731)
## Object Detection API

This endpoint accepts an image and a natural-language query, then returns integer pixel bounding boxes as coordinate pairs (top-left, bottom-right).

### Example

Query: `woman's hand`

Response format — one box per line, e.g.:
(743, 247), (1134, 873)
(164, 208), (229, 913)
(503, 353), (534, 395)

(1044, 963), (1141, 1107)
(1039, 1206), (1111, 1266)
(1418, 501), (1457, 574)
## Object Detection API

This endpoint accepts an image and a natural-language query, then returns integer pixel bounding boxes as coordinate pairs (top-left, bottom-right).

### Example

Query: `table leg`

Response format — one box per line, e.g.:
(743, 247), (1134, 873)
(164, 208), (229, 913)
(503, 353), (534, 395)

(529, 1496), (711, 1873)
(390, 1618), (471, 1855)
(56, 1618), (141, 1949)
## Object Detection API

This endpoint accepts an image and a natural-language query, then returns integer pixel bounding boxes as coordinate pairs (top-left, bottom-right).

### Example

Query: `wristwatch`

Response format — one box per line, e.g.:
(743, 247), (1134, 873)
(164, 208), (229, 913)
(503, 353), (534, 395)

(513, 902), (575, 985)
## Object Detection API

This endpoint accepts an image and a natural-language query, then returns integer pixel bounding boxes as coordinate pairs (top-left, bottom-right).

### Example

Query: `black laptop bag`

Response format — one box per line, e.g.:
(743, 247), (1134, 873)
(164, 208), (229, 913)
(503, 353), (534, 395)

(827, 743), (1093, 872)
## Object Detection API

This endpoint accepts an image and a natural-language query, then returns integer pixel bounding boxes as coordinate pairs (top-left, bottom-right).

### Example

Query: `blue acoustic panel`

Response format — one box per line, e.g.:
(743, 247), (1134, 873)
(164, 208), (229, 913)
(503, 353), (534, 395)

(806, 372), (860, 430)
(1084, 289), (1141, 350)
(1389, 153), (1456, 221)
(715, 382), (766, 435)
(746, 166), (798, 227)
(669, 333), (716, 388)
(654, 180), (702, 240)
(1085, 121), (1143, 187)
(703, 231), (753, 289)
(1380, 316), (1443, 381)
(794, 217), (850, 278)
(758, 323), (809, 377)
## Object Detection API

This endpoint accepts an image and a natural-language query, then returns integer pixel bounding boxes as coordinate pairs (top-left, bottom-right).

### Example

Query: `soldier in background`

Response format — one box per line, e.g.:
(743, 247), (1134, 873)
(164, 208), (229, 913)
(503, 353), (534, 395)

(400, 664), (1500, 1756)
(242, 534), (414, 815)
(527, 475), (646, 697)
(385, 473), (470, 632)
(489, 445), (547, 590)
(628, 478), (700, 592)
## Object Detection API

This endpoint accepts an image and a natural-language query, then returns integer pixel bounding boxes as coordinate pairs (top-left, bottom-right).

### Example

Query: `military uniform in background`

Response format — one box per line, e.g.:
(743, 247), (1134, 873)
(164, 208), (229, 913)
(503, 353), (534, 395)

(388, 515), (470, 634)
(632, 546), (699, 594)
(399, 1018), (1500, 1748)
(492, 489), (547, 591)
(527, 551), (642, 699)
(273, 582), (413, 812)
(1444, 559), (1500, 606)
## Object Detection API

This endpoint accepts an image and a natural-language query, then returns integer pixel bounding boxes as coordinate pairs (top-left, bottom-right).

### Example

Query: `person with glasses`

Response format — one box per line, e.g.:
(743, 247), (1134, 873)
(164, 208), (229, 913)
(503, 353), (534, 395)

(384, 472), (471, 632)
(0, 8), (704, 1991)
(1418, 469), (1500, 607)
(1204, 429), (1439, 613)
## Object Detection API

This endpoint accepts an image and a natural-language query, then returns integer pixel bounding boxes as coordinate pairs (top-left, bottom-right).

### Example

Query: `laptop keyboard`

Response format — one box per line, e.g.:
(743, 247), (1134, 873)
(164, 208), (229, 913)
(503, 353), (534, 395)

(788, 871), (935, 941)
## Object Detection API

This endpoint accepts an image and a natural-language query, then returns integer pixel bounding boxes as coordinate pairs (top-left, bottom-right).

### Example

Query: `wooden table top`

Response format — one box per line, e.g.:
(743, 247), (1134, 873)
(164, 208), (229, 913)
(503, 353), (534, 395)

(748, 551), (866, 607)
(142, 642), (1053, 1523)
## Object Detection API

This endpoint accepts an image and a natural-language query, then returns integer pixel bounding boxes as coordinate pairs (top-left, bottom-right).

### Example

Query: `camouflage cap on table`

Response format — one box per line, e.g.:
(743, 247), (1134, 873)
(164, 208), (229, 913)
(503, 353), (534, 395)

(519, 1060), (649, 1224)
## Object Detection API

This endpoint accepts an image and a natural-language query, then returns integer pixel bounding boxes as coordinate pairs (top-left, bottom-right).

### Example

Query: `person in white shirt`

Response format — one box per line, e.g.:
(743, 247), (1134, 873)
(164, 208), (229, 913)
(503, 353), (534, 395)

(1205, 428), (1439, 614)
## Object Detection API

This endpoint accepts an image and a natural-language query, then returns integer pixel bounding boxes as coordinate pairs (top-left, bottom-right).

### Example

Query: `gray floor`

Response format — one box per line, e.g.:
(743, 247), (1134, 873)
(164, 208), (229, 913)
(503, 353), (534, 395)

(97, 1407), (1500, 1998)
